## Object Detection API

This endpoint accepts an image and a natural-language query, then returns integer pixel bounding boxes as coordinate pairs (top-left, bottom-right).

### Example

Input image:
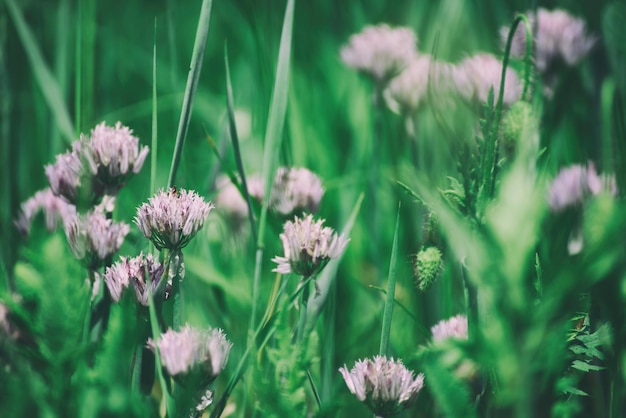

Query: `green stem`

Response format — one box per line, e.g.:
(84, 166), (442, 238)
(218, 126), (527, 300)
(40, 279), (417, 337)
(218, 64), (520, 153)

(379, 203), (400, 356)
(295, 276), (311, 345)
(170, 250), (184, 330)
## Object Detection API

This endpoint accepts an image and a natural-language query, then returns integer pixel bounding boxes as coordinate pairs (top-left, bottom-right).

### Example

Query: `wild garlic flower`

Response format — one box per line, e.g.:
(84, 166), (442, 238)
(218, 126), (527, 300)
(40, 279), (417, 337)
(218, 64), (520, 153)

(339, 355), (425, 417)
(341, 24), (418, 82)
(15, 188), (77, 235)
(45, 141), (95, 204)
(272, 214), (348, 277)
(270, 167), (325, 216)
(456, 53), (522, 106)
(547, 164), (616, 212)
(88, 121), (149, 194)
(135, 188), (214, 251)
(64, 210), (129, 269)
(148, 325), (232, 383)
(386, 55), (458, 112)
(104, 253), (166, 305)
(431, 315), (469, 343)
(214, 174), (263, 231)
(502, 8), (595, 73)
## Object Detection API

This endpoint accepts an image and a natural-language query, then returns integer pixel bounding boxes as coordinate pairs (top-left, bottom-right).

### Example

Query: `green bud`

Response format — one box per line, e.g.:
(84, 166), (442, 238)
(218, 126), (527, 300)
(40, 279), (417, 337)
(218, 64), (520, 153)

(500, 101), (534, 158)
(414, 246), (443, 291)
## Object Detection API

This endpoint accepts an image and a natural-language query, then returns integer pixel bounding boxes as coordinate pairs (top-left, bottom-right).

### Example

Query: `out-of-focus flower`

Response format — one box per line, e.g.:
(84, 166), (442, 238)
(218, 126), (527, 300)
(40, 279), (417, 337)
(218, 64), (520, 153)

(104, 253), (166, 305)
(148, 325), (232, 385)
(65, 210), (129, 269)
(272, 214), (348, 277)
(547, 164), (616, 212)
(45, 141), (95, 204)
(88, 121), (149, 194)
(341, 24), (418, 82)
(414, 246), (444, 291)
(195, 389), (214, 413)
(135, 188), (214, 251)
(270, 167), (324, 216)
(386, 55), (459, 112)
(431, 314), (468, 343)
(339, 355), (425, 417)
(214, 174), (262, 232)
(15, 188), (77, 235)
(456, 53), (522, 106)
(502, 8), (595, 73)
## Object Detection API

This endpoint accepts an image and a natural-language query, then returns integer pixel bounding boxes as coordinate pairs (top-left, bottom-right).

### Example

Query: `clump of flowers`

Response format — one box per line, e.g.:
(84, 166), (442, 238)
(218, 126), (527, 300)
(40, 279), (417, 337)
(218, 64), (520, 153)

(269, 167), (325, 216)
(45, 141), (93, 204)
(103, 253), (166, 305)
(547, 163), (616, 212)
(456, 53), (522, 106)
(214, 175), (259, 229)
(135, 188), (214, 251)
(431, 314), (469, 343)
(272, 214), (349, 277)
(339, 355), (425, 417)
(147, 325), (232, 386)
(64, 210), (129, 269)
(414, 246), (444, 291)
(341, 24), (418, 83)
(15, 188), (77, 235)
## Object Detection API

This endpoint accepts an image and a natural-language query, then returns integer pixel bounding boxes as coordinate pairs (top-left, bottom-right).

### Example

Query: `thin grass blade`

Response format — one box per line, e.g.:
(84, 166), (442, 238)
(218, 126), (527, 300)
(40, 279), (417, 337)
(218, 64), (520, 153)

(379, 202), (401, 356)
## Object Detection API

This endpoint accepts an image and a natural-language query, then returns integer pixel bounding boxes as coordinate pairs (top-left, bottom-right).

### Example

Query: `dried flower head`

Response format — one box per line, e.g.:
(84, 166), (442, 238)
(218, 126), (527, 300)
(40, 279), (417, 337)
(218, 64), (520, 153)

(104, 253), (166, 305)
(502, 8), (595, 73)
(456, 53), (522, 106)
(431, 314), (469, 343)
(15, 188), (77, 235)
(339, 355), (425, 417)
(135, 188), (214, 251)
(64, 210), (129, 269)
(270, 167), (325, 216)
(88, 121), (149, 193)
(45, 141), (95, 204)
(272, 214), (349, 277)
(547, 164), (616, 212)
(148, 325), (232, 384)
(414, 246), (444, 291)
(386, 55), (458, 112)
(341, 24), (418, 82)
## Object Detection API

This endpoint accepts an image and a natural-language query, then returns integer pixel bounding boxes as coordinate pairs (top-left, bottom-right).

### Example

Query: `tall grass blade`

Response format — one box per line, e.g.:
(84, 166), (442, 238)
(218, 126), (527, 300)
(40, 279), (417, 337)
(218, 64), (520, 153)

(5, 0), (74, 142)
(167, 0), (213, 188)
(250, 0), (295, 328)
(379, 203), (400, 356)
(151, 19), (159, 196)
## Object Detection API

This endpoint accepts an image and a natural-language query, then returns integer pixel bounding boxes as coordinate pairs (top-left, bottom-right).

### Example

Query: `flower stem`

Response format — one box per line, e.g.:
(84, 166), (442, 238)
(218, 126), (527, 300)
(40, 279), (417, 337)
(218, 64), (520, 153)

(296, 276), (311, 345)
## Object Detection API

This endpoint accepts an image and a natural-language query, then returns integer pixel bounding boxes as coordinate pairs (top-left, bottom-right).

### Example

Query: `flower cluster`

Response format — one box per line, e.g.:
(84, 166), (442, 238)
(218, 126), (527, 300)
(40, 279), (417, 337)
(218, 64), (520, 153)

(103, 253), (166, 305)
(431, 314), (469, 343)
(339, 355), (425, 417)
(341, 24), (418, 82)
(64, 210), (129, 269)
(456, 53), (522, 106)
(15, 188), (77, 235)
(269, 167), (325, 216)
(135, 188), (214, 251)
(45, 141), (93, 204)
(547, 164), (616, 212)
(272, 214), (349, 277)
(148, 325), (232, 384)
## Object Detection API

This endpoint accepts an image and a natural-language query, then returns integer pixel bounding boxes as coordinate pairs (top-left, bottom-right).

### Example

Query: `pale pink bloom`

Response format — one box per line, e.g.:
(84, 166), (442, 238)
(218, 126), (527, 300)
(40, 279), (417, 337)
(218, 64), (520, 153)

(547, 163), (616, 212)
(15, 188), (77, 235)
(147, 325), (232, 378)
(45, 141), (95, 203)
(214, 174), (262, 228)
(135, 188), (214, 251)
(64, 210), (129, 268)
(270, 167), (324, 215)
(272, 214), (348, 276)
(89, 121), (149, 179)
(502, 8), (595, 73)
(431, 314), (469, 343)
(341, 24), (418, 82)
(339, 355), (425, 416)
(104, 253), (166, 305)
(456, 53), (522, 106)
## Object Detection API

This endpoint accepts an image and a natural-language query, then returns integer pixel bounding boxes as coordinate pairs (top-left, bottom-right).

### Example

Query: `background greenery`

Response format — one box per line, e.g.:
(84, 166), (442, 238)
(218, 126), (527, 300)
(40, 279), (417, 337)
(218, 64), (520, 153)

(2, 0), (626, 417)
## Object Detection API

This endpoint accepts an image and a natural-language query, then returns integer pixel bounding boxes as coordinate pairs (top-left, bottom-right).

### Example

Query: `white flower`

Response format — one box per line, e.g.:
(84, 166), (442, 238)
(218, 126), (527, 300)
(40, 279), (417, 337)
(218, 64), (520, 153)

(547, 164), (616, 212)
(431, 314), (468, 343)
(148, 325), (232, 380)
(135, 188), (214, 251)
(339, 355), (425, 416)
(270, 167), (325, 216)
(272, 214), (348, 277)
(104, 253), (166, 305)
(15, 188), (77, 235)
(502, 8), (595, 73)
(341, 24), (418, 82)
(456, 53), (522, 106)
(64, 210), (129, 269)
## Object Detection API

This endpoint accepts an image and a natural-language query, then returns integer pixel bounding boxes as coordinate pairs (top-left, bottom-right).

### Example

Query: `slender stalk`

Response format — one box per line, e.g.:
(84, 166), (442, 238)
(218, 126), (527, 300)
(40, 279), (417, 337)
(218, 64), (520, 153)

(295, 276), (311, 345)
(167, 0), (213, 188)
(379, 203), (400, 356)
(169, 250), (184, 330)
(151, 19), (159, 196)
